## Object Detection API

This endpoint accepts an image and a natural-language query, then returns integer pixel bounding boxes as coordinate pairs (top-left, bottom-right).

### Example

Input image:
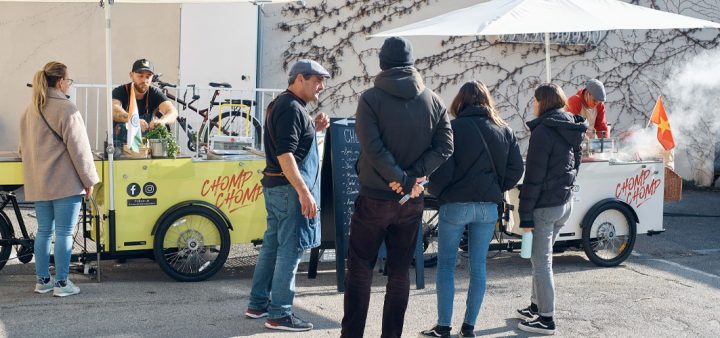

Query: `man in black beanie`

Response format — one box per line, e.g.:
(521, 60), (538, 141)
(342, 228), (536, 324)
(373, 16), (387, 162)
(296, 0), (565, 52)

(341, 36), (454, 337)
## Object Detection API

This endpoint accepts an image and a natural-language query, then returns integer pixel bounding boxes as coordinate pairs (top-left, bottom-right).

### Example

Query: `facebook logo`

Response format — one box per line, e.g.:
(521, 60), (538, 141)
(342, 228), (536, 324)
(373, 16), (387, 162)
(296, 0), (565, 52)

(127, 183), (141, 197)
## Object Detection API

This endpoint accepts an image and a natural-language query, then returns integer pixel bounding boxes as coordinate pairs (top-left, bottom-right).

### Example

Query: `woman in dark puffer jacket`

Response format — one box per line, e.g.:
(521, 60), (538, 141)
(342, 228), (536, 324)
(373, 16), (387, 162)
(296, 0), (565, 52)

(421, 81), (524, 338)
(516, 84), (587, 335)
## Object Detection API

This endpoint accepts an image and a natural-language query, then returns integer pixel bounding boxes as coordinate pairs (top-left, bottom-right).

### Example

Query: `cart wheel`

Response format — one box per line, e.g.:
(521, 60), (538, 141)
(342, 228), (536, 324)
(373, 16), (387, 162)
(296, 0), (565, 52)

(0, 215), (12, 271)
(153, 206), (231, 282)
(581, 203), (636, 267)
(422, 198), (440, 267)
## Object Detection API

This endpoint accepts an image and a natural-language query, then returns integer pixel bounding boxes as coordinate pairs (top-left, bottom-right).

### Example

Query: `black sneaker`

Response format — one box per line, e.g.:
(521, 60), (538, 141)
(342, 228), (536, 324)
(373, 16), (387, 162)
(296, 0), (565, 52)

(265, 314), (313, 332)
(518, 317), (555, 335)
(419, 325), (451, 338)
(244, 307), (268, 319)
(516, 304), (538, 320)
(459, 323), (476, 337)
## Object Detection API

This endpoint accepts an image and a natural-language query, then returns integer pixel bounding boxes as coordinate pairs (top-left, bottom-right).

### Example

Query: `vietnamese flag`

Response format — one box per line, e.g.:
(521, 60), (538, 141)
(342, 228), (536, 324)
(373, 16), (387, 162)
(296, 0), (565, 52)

(650, 96), (675, 151)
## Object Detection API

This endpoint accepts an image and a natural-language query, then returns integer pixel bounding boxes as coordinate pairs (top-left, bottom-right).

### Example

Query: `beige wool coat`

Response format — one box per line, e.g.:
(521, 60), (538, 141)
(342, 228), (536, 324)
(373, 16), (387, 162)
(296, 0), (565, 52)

(19, 87), (100, 202)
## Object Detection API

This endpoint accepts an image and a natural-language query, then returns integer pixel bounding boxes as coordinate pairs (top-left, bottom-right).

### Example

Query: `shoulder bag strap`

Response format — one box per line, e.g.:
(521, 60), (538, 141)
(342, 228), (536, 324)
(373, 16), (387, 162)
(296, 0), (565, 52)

(469, 119), (505, 188)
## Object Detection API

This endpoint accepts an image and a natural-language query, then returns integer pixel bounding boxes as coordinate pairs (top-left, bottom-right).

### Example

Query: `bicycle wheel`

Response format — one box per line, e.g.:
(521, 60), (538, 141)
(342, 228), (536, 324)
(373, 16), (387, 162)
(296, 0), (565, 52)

(203, 109), (262, 145)
(153, 206), (231, 282)
(0, 212), (13, 271)
(422, 198), (440, 267)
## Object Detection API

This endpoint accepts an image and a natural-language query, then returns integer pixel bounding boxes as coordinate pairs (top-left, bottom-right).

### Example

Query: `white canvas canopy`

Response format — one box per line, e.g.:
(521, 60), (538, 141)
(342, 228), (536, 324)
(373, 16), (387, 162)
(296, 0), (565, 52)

(0, 0), (296, 211)
(372, 0), (720, 82)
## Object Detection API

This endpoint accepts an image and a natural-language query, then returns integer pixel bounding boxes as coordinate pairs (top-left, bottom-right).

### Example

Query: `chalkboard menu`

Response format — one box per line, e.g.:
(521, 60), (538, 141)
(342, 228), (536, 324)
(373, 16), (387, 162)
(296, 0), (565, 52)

(308, 117), (425, 291)
(317, 117), (359, 292)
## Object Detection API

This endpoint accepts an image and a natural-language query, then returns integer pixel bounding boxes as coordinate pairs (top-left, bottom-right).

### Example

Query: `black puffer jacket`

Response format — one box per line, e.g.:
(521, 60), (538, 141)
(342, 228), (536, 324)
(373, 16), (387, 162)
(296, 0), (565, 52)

(519, 109), (588, 228)
(355, 67), (453, 200)
(428, 106), (524, 205)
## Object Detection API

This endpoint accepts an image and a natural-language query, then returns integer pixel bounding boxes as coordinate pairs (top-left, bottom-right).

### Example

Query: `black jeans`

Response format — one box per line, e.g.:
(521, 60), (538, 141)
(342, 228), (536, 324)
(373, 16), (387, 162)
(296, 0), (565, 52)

(341, 195), (424, 338)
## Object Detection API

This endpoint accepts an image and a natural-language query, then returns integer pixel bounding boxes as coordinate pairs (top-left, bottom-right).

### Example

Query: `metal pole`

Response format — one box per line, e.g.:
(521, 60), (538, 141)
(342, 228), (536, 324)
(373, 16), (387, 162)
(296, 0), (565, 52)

(544, 32), (551, 83)
(103, 0), (115, 259)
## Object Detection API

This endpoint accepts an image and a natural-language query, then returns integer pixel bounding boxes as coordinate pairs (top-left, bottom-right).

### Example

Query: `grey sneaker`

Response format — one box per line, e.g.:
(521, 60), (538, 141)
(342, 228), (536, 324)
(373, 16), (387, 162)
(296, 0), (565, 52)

(53, 280), (80, 297)
(264, 314), (313, 332)
(34, 277), (54, 294)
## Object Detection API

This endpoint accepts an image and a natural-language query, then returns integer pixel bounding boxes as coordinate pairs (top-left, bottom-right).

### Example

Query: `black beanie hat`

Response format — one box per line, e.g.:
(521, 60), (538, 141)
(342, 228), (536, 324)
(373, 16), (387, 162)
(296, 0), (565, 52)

(379, 37), (415, 70)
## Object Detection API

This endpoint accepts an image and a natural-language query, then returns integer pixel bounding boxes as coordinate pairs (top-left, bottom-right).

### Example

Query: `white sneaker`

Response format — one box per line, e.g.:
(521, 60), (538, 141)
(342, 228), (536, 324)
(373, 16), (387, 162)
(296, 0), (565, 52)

(53, 280), (80, 297)
(34, 277), (54, 294)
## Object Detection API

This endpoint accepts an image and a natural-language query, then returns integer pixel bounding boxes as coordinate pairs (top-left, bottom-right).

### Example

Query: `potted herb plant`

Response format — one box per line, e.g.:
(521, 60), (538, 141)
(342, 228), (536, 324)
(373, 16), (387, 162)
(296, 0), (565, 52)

(145, 125), (179, 158)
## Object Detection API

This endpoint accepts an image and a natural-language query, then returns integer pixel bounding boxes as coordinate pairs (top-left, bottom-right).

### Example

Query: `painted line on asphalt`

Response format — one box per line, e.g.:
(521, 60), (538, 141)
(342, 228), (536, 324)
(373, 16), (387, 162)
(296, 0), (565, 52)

(631, 251), (720, 280)
(691, 248), (720, 255)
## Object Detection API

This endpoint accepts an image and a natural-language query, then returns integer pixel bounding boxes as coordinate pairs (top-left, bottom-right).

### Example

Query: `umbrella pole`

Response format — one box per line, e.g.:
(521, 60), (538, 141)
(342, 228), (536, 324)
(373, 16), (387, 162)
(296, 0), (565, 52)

(544, 32), (551, 83)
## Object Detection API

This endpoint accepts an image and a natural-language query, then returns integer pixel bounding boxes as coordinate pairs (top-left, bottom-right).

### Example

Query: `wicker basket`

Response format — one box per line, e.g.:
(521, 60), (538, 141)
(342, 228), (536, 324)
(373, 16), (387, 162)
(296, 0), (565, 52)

(664, 167), (682, 202)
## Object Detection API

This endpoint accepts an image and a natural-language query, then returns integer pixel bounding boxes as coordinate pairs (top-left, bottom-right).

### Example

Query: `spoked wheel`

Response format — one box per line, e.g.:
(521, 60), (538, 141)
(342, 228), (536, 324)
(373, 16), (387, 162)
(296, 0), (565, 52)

(0, 213), (12, 271)
(582, 203), (636, 267)
(422, 198), (440, 267)
(153, 206), (231, 282)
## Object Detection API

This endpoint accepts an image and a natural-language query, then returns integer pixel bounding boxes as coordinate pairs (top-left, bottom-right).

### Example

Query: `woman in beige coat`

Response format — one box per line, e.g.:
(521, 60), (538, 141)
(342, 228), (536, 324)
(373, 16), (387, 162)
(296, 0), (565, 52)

(19, 61), (99, 297)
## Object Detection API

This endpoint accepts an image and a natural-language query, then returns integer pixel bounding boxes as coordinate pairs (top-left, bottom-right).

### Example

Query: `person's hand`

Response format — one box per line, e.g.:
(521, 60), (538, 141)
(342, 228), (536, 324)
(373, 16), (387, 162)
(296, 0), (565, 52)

(410, 182), (425, 198)
(523, 228), (533, 233)
(389, 181), (403, 194)
(299, 190), (318, 219)
(314, 112), (330, 132)
(140, 119), (149, 132)
(84, 186), (94, 200)
(148, 119), (163, 130)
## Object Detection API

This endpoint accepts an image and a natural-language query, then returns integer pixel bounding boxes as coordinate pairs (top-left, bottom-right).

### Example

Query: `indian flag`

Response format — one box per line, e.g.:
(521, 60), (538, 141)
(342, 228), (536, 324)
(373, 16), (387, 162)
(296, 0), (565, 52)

(126, 85), (143, 152)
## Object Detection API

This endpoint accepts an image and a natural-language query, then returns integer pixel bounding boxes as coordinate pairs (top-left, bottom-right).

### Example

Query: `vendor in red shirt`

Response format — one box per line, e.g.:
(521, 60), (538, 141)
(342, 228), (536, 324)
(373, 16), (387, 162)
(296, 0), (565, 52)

(566, 79), (609, 138)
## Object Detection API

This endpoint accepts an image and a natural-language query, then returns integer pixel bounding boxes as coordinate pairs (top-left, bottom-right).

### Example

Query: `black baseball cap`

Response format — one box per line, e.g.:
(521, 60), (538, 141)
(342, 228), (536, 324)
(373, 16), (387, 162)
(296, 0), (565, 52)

(132, 58), (154, 74)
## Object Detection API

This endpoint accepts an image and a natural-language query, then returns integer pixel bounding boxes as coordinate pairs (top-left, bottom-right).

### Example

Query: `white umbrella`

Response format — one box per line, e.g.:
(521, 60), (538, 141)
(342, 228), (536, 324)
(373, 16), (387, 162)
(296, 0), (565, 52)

(372, 0), (720, 82)
(1, 0), (295, 214)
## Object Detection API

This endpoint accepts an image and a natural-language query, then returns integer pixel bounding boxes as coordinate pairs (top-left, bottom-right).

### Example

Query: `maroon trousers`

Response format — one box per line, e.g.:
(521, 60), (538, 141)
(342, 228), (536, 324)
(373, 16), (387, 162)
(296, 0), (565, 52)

(341, 195), (424, 338)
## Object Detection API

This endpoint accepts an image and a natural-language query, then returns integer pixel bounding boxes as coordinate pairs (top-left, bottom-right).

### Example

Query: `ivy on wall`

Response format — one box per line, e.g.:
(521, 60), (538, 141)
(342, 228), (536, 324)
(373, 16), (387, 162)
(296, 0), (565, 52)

(277, 0), (720, 181)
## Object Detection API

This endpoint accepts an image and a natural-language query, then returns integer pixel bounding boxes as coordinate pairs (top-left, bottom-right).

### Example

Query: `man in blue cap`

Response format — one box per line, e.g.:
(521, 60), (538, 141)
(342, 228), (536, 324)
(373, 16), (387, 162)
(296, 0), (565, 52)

(244, 59), (330, 332)
(341, 37), (453, 337)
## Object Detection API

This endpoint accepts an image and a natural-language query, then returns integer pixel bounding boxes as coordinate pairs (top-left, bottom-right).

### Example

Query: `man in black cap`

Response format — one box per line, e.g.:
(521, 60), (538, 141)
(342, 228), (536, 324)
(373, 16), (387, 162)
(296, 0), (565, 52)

(566, 78), (609, 138)
(111, 58), (178, 147)
(341, 37), (453, 337)
(244, 59), (330, 332)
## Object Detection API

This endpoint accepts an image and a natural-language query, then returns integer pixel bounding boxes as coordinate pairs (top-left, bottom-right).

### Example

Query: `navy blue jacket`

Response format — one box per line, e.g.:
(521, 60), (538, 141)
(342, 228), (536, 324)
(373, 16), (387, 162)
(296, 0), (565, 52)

(429, 106), (524, 205)
(519, 109), (588, 227)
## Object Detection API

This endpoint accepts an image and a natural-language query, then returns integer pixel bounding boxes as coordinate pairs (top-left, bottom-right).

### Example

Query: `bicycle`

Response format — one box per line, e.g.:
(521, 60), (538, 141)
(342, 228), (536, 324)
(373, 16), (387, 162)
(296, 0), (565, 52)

(152, 75), (263, 152)
(0, 188), (101, 275)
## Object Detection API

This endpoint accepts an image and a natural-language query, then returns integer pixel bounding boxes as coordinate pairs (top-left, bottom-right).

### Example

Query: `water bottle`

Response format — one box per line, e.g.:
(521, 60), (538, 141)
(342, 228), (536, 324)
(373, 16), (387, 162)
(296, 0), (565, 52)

(520, 231), (533, 259)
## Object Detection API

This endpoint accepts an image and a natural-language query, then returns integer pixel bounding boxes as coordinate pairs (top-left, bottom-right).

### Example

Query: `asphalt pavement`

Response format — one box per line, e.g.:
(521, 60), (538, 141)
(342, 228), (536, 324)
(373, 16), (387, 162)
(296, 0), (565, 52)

(1, 190), (718, 337)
